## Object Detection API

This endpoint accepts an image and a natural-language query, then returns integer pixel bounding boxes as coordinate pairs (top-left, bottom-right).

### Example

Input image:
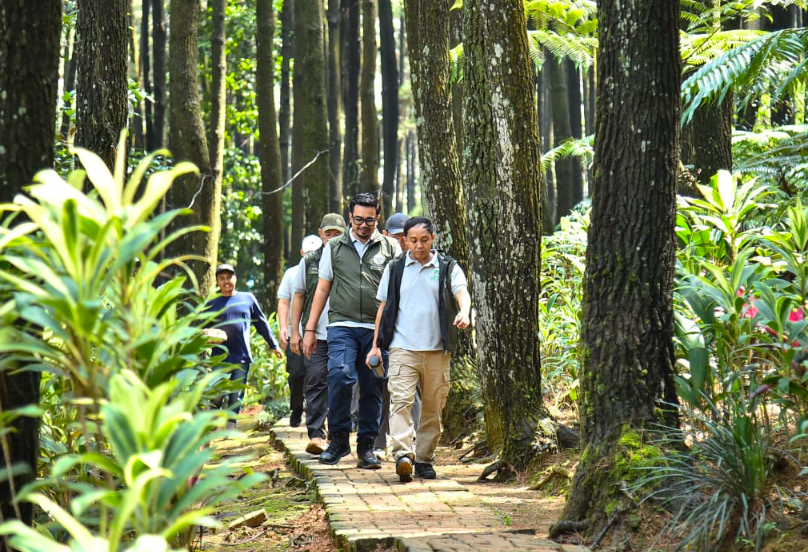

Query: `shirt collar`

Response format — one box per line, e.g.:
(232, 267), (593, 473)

(405, 250), (439, 267)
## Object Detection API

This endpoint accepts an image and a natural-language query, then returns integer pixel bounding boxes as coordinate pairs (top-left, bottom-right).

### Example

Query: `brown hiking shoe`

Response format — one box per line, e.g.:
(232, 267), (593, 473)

(306, 437), (326, 455)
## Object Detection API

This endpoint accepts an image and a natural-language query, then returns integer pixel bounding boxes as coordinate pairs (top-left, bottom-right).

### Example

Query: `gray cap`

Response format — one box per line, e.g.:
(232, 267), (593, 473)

(215, 263), (236, 276)
(385, 212), (408, 235)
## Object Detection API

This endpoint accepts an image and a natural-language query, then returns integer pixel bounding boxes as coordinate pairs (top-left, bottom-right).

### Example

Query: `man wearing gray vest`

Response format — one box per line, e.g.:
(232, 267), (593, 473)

(290, 213), (346, 455)
(302, 193), (400, 468)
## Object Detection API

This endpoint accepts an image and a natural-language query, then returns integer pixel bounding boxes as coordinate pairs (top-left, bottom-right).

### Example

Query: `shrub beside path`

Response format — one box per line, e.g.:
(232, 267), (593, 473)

(271, 418), (590, 552)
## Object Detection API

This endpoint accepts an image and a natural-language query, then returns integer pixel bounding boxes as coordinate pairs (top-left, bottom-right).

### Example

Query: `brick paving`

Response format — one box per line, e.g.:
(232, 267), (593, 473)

(271, 418), (589, 552)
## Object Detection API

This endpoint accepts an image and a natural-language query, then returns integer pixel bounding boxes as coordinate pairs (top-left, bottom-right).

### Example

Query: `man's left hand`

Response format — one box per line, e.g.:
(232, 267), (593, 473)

(453, 311), (470, 329)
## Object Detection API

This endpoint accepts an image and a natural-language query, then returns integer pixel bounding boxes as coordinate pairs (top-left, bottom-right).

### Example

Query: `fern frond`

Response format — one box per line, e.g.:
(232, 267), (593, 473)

(529, 29), (596, 68)
(681, 28), (808, 125)
(541, 135), (594, 172)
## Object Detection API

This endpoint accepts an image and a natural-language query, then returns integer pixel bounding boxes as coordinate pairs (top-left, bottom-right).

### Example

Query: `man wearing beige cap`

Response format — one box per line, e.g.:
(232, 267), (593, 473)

(290, 213), (346, 453)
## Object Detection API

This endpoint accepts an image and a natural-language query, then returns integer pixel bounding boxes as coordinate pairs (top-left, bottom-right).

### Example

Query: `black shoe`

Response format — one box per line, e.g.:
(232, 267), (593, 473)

(396, 456), (413, 483)
(356, 438), (381, 470)
(414, 462), (436, 479)
(289, 409), (303, 428)
(319, 432), (350, 465)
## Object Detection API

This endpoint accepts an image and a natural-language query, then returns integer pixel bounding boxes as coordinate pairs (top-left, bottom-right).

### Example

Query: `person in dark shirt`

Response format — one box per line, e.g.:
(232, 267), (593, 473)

(206, 263), (283, 429)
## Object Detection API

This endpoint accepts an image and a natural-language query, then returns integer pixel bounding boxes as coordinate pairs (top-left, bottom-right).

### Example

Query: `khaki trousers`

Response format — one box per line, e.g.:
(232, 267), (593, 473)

(388, 348), (451, 464)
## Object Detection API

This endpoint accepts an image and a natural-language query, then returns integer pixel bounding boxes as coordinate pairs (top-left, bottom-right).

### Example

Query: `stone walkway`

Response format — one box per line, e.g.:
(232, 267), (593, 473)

(270, 418), (589, 552)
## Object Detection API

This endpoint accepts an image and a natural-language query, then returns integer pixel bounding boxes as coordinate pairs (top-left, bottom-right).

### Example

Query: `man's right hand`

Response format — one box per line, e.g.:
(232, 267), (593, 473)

(302, 330), (317, 360)
(290, 330), (302, 355)
(279, 326), (289, 350)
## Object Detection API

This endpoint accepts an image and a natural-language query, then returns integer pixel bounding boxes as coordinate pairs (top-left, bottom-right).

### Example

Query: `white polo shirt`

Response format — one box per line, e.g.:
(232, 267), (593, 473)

(277, 265), (299, 336)
(377, 250), (467, 351)
(291, 256), (330, 340)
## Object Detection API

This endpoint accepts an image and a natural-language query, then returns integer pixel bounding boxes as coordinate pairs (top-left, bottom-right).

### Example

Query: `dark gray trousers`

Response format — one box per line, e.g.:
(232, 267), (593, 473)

(303, 339), (329, 439)
(286, 344), (306, 413)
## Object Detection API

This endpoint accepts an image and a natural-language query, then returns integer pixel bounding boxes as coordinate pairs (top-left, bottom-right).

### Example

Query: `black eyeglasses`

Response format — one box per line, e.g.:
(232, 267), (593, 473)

(352, 216), (377, 226)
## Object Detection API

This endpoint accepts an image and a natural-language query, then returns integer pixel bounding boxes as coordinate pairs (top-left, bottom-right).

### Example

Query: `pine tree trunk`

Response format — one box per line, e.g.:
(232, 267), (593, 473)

(168, 0), (217, 293)
(326, 0), (343, 214)
(60, 27), (78, 142)
(549, 59), (578, 219)
(342, 0), (361, 198)
(540, 61), (555, 225)
(293, 0), (329, 247)
(152, 0), (167, 148)
(208, 0), (226, 210)
(360, 0), (379, 195)
(566, 60), (584, 202)
(556, 0), (681, 539)
(379, 0), (397, 215)
(406, 131), (416, 213)
(279, 0), (292, 186)
(404, 0), (479, 443)
(141, 0), (154, 149)
(257, 0), (285, 311)
(463, 0), (548, 476)
(0, 0), (61, 527)
(680, 97), (732, 186)
(130, 0), (145, 149)
(75, 0), (129, 168)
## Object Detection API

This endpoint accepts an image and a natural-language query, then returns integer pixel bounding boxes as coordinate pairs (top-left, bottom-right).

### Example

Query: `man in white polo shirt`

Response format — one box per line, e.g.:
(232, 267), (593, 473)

(367, 216), (471, 482)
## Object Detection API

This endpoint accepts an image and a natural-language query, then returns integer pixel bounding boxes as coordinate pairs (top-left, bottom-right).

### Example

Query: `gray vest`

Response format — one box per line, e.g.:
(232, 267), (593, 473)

(301, 246), (323, 329)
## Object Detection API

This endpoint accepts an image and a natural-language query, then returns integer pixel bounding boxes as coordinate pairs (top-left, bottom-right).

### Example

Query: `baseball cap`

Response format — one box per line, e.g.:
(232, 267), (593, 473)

(301, 235), (322, 253)
(385, 212), (408, 235)
(320, 213), (346, 233)
(215, 263), (236, 276)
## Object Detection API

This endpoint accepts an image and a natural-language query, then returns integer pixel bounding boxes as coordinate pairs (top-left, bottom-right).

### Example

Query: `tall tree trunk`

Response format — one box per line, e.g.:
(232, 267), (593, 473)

(257, 0), (285, 311)
(555, 0), (681, 539)
(141, 0), (154, 149)
(566, 60), (584, 201)
(168, 0), (217, 293)
(404, 0), (479, 443)
(61, 26), (78, 143)
(293, 0), (329, 254)
(360, 0), (379, 195)
(549, 59), (579, 220)
(680, 97), (732, 186)
(326, 0), (344, 214)
(342, 0), (361, 198)
(463, 0), (549, 477)
(75, 0), (129, 168)
(540, 62), (555, 225)
(152, 0), (167, 148)
(279, 0), (293, 187)
(379, 0), (397, 215)
(208, 0), (226, 213)
(0, 0), (61, 528)
(406, 131), (416, 212)
(130, 0), (145, 149)
(535, 66), (555, 235)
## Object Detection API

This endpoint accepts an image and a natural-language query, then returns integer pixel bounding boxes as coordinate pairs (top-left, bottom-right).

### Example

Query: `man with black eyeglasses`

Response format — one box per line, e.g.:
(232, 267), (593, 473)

(302, 193), (400, 468)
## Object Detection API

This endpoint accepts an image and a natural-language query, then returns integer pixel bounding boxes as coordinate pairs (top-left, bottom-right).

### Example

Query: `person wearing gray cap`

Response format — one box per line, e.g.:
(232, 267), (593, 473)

(277, 235), (323, 427)
(206, 264), (283, 429)
(383, 212), (409, 251)
(290, 213), (347, 454)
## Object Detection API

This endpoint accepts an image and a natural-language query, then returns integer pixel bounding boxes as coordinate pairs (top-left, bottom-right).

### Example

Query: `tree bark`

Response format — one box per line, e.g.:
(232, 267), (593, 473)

(566, 60), (584, 201)
(556, 0), (681, 539)
(0, 0), (61, 528)
(279, 0), (293, 187)
(130, 0), (145, 149)
(293, 0), (330, 253)
(540, 59), (555, 226)
(60, 26), (78, 143)
(141, 0), (154, 150)
(406, 131), (416, 213)
(360, 0), (379, 196)
(327, 0), (344, 214)
(549, 59), (581, 219)
(208, 0), (226, 212)
(463, 0), (548, 476)
(168, 0), (218, 292)
(75, 0), (129, 168)
(379, 0), (397, 215)
(152, 0), (167, 148)
(342, 0), (361, 199)
(257, 0), (285, 311)
(680, 97), (732, 186)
